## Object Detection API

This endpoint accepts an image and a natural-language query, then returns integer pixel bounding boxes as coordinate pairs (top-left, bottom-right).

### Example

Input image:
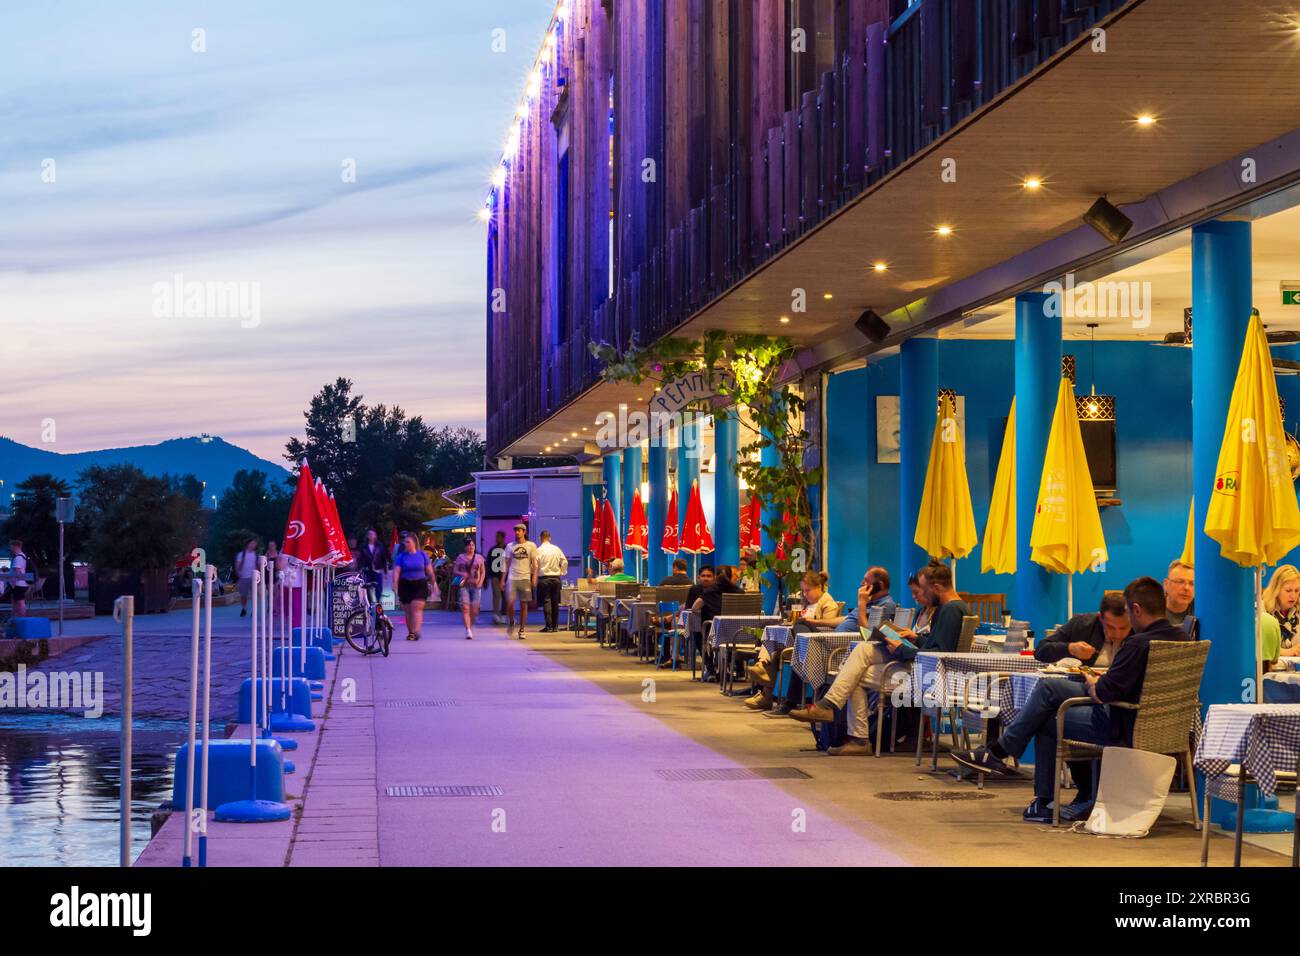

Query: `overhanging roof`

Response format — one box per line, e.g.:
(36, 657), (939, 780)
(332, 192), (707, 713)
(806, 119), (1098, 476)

(502, 0), (1300, 457)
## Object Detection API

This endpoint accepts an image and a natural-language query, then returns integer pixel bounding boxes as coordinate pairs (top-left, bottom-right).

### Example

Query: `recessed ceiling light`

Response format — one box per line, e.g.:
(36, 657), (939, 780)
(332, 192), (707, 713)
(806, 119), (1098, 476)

(779, 315), (790, 324)
(1023, 177), (1043, 190)
(1136, 114), (1156, 127)
(477, 208), (492, 222)
(823, 292), (833, 300)
(936, 225), (954, 237)
(570, 432), (577, 438)
(872, 261), (888, 273)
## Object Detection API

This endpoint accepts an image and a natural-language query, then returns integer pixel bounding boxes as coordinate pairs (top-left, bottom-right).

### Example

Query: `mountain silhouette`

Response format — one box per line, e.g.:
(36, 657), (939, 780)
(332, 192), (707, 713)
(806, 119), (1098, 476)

(0, 435), (289, 499)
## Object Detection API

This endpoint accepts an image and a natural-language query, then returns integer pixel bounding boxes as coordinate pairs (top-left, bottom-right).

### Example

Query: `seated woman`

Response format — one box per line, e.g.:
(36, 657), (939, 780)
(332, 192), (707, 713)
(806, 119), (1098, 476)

(1263, 564), (1300, 670)
(744, 571), (837, 712)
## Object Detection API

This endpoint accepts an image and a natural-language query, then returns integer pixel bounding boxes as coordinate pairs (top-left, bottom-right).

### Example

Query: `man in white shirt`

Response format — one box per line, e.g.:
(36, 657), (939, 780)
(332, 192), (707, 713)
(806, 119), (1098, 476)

(7, 540), (30, 618)
(534, 530), (568, 633)
(505, 523), (538, 639)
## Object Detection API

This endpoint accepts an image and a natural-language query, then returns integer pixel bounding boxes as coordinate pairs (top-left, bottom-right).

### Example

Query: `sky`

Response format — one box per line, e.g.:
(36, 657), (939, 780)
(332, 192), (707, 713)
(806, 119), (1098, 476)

(0, 0), (544, 461)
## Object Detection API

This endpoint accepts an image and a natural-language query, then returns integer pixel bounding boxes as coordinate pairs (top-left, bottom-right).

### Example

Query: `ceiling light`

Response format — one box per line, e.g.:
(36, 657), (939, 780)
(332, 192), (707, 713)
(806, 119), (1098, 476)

(1135, 114), (1156, 127)
(779, 315), (790, 324)
(872, 261), (887, 273)
(492, 166), (507, 188)
(822, 292), (833, 300)
(477, 208), (492, 222)
(1023, 177), (1043, 190)
(936, 225), (954, 237)
(570, 432), (577, 438)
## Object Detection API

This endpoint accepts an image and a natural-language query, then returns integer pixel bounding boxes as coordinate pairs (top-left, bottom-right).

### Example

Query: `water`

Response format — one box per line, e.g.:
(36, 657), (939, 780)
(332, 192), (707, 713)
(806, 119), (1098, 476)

(0, 712), (218, 867)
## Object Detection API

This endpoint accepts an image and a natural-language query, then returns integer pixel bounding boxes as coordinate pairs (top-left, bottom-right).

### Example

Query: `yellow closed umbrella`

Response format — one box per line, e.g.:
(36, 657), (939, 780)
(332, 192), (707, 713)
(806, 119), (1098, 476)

(1031, 376), (1108, 617)
(1204, 312), (1300, 693)
(982, 398), (1017, 575)
(1180, 499), (1195, 569)
(915, 393), (979, 584)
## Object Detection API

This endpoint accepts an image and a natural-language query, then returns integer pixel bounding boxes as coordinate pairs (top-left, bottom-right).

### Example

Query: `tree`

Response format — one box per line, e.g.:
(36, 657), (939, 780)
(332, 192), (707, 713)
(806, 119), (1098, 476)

(76, 464), (202, 572)
(285, 380), (486, 533)
(3, 474), (74, 568)
(204, 469), (292, 563)
(355, 474), (442, 536)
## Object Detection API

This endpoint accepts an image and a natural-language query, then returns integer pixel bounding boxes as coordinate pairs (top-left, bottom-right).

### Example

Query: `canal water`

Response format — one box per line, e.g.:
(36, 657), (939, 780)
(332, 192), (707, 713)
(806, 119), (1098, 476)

(0, 712), (219, 867)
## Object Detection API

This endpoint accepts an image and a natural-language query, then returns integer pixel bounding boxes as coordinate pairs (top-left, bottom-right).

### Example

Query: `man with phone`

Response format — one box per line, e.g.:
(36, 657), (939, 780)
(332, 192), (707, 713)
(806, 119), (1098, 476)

(789, 562), (968, 755)
(830, 567), (897, 633)
(950, 577), (1187, 822)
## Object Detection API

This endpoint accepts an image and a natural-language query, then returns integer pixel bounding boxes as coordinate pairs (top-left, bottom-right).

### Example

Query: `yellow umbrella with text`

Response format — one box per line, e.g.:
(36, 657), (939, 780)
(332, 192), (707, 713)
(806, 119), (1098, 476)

(915, 393), (979, 587)
(1204, 313), (1300, 695)
(1030, 377), (1108, 619)
(982, 398), (1017, 575)
(1179, 499), (1195, 569)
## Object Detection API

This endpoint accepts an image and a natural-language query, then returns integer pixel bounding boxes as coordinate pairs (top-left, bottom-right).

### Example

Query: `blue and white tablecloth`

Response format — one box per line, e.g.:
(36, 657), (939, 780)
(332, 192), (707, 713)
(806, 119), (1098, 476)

(708, 615), (780, 649)
(912, 651), (1044, 709)
(1195, 704), (1300, 797)
(763, 625), (793, 656)
(792, 632), (857, 691)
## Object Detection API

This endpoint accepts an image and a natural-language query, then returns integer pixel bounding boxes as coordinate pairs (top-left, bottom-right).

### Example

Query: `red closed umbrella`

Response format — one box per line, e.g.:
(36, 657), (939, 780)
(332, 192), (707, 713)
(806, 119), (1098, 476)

(679, 480), (714, 555)
(661, 487), (680, 554)
(594, 498), (622, 565)
(625, 490), (648, 553)
(739, 496), (762, 551)
(283, 463), (330, 565)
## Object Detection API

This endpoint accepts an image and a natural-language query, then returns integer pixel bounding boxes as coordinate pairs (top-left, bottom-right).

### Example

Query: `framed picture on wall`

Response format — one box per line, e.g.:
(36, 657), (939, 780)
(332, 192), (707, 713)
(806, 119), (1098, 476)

(876, 395), (966, 463)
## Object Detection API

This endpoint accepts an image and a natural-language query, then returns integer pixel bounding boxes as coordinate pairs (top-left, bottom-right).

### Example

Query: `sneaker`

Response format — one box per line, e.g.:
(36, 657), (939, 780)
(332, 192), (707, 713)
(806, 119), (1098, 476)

(827, 738), (873, 757)
(1059, 799), (1094, 823)
(745, 662), (771, 685)
(787, 702), (834, 724)
(1022, 798), (1055, 824)
(950, 747), (1015, 778)
(466, 629), (473, 640)
(765, 702), (793, 718)
(743, 691), (773, 711)
(517, 629), (526, 640)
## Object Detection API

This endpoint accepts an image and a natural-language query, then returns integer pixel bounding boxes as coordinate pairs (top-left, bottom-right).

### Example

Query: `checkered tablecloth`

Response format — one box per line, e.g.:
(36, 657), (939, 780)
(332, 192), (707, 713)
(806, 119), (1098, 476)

(562, 588), (597, 611)
(763, 625), (793, 656)
(793, 632), (857, 691)
(912, 652), (1044, 709)
(995, 671), (1082, 724)
(1195, 704), (1300, 797)
(1264, 672), (1300, 704)
(622, 600), (661, 635)
(708, 615), (780, 649)
(680, 608), (703, 637)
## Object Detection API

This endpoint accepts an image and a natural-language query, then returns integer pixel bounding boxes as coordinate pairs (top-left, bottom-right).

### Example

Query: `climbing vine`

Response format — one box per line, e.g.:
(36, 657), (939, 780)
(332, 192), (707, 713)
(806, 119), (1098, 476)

(590, 330), (820, 585)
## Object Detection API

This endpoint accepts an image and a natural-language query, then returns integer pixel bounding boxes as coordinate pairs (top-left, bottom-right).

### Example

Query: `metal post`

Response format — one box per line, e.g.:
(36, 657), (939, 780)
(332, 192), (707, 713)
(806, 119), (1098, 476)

(58, 519), (65, 637)
(113, 595), (134, 867)
(182, 577), (201, 867)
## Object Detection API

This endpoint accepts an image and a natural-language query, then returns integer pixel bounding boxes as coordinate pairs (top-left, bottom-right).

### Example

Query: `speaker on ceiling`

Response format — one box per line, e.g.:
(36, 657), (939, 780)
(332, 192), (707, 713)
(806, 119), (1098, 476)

(855, 309), (891, 343)
(1082, 196), (1134, 245)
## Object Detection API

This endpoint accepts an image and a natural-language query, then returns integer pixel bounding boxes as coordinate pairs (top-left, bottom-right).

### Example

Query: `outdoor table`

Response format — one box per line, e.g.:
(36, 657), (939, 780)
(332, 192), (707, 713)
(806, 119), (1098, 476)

(762, 624), (792, 657)
(710, 616), (780, 696)
(1194, 703), (1300, 867)
(792, 631), (857, 694)
(913, 651), (1044, 770)
(1264, 671), (1300, 704)
(996, 670), (1081, 726)
(620, 599), (661, 660)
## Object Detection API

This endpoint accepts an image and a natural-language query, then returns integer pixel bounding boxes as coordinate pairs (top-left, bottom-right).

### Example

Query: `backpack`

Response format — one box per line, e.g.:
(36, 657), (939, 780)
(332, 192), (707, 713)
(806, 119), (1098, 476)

(15, 553), (37, 584)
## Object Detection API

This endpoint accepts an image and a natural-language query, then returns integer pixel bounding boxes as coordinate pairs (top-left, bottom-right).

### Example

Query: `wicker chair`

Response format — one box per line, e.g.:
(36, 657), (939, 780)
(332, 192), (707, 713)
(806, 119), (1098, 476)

(1053, 639), (1210, 826)
(721, 592), (763, 616)
(612, 581), (641, 653)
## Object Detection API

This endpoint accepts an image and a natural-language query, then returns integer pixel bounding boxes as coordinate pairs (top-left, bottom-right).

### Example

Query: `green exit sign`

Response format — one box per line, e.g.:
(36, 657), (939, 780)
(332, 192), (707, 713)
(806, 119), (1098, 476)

(1285, 290), (1300, 306)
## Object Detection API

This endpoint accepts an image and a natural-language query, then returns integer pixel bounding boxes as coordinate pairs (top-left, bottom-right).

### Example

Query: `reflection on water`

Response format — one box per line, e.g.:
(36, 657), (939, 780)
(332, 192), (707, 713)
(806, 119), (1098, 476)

(0, 713), (217, 867)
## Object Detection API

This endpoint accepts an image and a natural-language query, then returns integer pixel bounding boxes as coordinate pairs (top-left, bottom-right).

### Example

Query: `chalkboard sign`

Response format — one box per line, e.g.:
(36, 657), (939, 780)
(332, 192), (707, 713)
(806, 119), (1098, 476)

(330, 572), (367, 636)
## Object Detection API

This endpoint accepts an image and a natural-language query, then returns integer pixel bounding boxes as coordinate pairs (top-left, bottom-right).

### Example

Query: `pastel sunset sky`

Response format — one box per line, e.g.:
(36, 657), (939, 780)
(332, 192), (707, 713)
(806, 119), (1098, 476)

(0, 0), (543, 460)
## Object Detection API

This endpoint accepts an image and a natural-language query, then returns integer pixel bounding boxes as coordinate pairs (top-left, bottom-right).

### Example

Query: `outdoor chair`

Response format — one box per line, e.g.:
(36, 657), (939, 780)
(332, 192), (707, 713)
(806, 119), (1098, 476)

(958, 593), (1006, 627)
(655, 597), (684, 670)
(721, 592), (763, 616)
(955, 613), (980, 653)
(612, 581), (641, 653)
(635, 587), (658, 661)
(826, 644), (911, 756)
(595, 581), (617, 646)
(655, 586), (691, 666)
(1053, 639), (1209, 826)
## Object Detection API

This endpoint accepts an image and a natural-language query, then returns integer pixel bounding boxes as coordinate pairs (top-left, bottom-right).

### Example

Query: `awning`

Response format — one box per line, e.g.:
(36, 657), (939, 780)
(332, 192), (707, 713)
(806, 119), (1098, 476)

(425, 511), (477, 532)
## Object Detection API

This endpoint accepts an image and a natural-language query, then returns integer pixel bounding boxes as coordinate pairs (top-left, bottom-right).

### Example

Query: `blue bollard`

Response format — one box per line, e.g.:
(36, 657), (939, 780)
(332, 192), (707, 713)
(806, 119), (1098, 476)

(172, 739), (286, 810)
(237, 677), (313, 722)
(271, 645), (327, 680)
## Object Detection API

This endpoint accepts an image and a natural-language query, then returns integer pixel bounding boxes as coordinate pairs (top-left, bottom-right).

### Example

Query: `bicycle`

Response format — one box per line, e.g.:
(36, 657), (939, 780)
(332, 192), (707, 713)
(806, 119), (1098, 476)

(343, 583), (393, 656)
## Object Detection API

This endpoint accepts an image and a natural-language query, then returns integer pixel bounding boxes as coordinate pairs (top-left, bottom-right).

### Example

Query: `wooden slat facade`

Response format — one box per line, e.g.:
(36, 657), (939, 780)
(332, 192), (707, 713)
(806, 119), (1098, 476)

(486, 0), (1134, 457)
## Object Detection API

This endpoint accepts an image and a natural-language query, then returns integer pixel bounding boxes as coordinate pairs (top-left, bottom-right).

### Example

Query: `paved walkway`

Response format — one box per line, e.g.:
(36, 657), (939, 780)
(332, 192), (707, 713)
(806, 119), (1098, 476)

(134, 606), (1290, 867)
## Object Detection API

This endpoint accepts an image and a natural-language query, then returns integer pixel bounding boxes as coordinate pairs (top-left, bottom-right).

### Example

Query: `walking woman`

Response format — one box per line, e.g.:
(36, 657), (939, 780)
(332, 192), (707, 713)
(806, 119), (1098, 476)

(395, 533), (438, 641)
(235, 537), (259, 617)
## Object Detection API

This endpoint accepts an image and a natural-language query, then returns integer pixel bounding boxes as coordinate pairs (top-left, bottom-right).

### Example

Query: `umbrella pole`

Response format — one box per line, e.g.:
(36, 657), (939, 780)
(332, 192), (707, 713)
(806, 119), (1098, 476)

(1256, 565), (1264, 702)
(1067, 574), (1073, 620)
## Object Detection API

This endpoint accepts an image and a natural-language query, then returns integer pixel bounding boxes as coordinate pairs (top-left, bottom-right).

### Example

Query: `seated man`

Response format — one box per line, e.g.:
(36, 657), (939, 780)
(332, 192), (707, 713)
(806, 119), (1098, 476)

(658, 558), (693, 588)
(599, 558), (638, 583)
(832, 566), (897, 633)
(950, 576), (1186, 822)
(1164, 559), (1197, 639)
(1035, 592), (1131, 666)
(692, 565), (741, 680)
(788, 562), (969, 754)
(685, 565), (715, 610)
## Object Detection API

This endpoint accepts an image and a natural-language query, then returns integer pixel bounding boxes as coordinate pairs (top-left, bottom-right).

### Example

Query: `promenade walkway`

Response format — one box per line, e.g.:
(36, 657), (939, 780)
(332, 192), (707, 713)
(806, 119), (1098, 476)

(134, 608), (1286, 867)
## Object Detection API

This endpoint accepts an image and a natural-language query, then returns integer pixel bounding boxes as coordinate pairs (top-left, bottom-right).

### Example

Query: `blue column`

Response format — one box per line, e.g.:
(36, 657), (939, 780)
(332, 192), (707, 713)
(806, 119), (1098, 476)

(713, 409), (740, 567)
(621, 444), (643, 575)
(760, 430), (781, 614)
(647, 442), (668, 583)
(677, 422), (699, 563)
(602, 450), (621, 568)
(900, 338), (938, 603)
(1015, 290), (1065, 635)
(1193, 220), (1254, 706)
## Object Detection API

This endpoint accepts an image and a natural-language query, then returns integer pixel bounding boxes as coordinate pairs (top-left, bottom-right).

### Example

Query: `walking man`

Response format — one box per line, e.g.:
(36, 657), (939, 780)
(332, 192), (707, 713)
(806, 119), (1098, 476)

(534, 530), (568, 633)
(488, 530), (508, 625)
(504, 523), (538, 639)
(357, 528), (391, 604)
(453, 538), (487, 640)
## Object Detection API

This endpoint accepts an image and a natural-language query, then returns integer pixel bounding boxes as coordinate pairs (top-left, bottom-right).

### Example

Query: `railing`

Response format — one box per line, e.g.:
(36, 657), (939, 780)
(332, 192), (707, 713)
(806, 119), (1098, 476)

(488, 0), (1134, 455)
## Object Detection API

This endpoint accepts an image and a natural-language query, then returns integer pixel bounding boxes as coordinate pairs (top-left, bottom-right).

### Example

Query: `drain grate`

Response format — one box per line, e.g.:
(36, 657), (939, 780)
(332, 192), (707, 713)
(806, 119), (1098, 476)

(874, 790), (995, 802)
(385, 785), (502, 797)
(381, 699), (459, 708)
(656, 767), (811, 782)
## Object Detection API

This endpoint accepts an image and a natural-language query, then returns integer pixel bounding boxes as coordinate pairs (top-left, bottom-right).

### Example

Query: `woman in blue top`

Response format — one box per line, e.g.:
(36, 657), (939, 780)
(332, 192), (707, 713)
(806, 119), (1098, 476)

(394, 535), (438, 641)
